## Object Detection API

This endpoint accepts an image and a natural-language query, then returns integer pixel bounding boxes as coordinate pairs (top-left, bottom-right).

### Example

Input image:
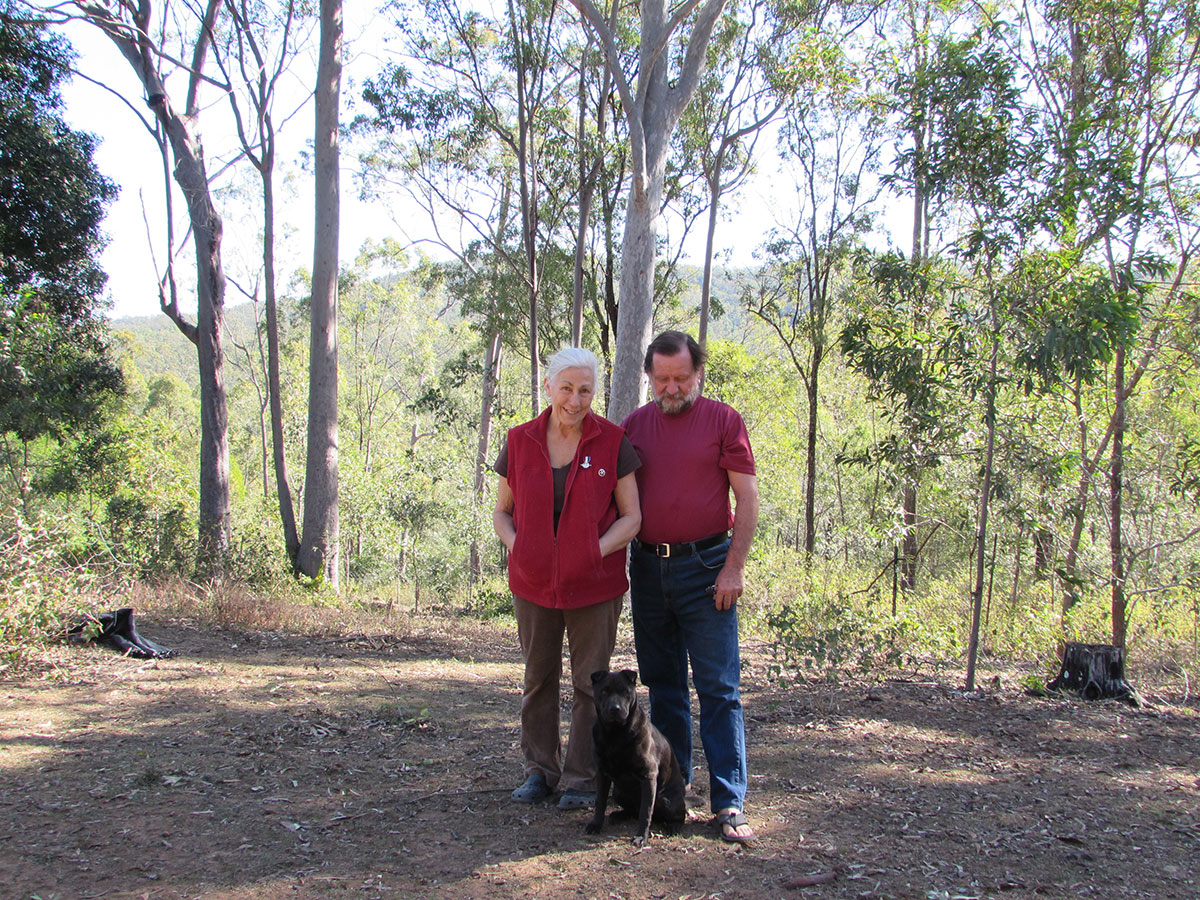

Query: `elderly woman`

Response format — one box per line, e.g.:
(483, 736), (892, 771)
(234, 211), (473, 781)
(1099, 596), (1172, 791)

(493, 347), (641, 810)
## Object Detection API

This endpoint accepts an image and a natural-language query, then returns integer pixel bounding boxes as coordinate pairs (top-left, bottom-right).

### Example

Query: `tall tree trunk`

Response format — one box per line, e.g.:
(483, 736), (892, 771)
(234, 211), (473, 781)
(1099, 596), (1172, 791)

(610, 163), (664, 419)
(470, 330), (503, 582)
(966, 333), (999, 692)
(192, 215), (231, 577)
(478, 180), (512, 499)
(262, 152), (300, 563)
(90, 0), (231, 577)
(803, 339), (822, 557)
(1062, 377), (1090, 611)
(475, 332), (504, 499)
(572, 154), (597, 346)
(569, 0), (731, 423)
(698, 172), (723, 350)
(898, 11), (932, 595)
(1110, 344), (1127, 648)
(507, 0), (543, 415)
(297, 0), (342, 588)
(571, 6), (615, 346)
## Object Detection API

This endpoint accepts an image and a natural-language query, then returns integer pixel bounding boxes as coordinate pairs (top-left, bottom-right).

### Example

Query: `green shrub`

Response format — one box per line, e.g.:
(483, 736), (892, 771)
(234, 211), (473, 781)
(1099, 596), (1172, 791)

(225, 500), (293, 588)
(752, 548), (958, 681)
(470, 576), (514, 620)
(0, 511), (94, 669)
(103, 494), (194, 576)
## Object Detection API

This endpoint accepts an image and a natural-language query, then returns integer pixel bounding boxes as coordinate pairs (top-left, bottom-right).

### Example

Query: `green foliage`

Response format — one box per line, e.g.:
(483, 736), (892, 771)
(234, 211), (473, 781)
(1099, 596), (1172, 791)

(1005, 251), (1138, 392)
(0, 510), (93, 670)
(471, 575), (516, 620)
(0, 291), (124, 443)
(886, 25), (1027, 213)
(225, 498), (299, 588)
(0, 10), (122, 443)
(103, 494), (194, 576)
(1021, 673), (1048, 696)
(1170, 438), (1200, 507)
(754, 547), (959, 681)
(0, 10), (115, 295)
(12, 0), (1196, 684)
(26, 380), (199, 577)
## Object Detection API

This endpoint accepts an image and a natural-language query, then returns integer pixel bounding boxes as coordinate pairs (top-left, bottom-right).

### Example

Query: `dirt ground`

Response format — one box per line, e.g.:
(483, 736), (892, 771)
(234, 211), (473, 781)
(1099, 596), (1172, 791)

(1, 610), (1197, 900)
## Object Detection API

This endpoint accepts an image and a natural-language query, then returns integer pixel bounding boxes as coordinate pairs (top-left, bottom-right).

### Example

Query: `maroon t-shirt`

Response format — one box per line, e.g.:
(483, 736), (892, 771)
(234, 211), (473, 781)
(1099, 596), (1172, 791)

(621, 395), (755, 545)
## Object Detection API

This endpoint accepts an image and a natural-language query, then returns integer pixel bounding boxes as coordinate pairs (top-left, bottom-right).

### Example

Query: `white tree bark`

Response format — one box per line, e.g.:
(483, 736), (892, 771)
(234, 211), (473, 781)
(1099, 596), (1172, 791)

(569, 0), (731, 421)
(297, 0), (342, 588)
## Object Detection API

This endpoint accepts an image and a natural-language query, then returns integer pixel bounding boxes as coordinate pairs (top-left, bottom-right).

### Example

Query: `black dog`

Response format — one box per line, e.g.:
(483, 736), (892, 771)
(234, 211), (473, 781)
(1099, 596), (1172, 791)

(585, 669), (686, 845)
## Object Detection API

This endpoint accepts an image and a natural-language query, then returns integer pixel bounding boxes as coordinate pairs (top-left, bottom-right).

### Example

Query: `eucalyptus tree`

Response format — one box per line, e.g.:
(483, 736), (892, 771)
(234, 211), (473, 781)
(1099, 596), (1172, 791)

(363, 0), (578, 417)
(844, 0), (993, 590)
(54, 0), (235, 576)
(567, 0), (733, 422)
(297, 0), (342, 588)
(745, 27), (880, 559)
(210, 0), (313, 565)
(918, 29), (1030, 691)
(674, 0), (781, 348)
(1016, 0), (1200, 645)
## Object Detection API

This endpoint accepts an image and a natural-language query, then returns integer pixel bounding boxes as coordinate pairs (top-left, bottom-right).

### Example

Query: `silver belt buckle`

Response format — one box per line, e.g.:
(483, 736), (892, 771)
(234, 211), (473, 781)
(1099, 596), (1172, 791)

(659, 542), (671, 558)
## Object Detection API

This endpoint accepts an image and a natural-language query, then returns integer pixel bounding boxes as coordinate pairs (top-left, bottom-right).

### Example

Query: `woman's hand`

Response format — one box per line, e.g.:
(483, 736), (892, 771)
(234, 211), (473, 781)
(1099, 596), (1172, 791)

(597, 472), (641, 557)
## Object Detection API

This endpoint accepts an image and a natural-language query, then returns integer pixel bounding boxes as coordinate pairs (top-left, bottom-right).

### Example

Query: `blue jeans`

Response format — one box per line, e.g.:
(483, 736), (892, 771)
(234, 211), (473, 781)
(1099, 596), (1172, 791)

(629, 537), (747, 814)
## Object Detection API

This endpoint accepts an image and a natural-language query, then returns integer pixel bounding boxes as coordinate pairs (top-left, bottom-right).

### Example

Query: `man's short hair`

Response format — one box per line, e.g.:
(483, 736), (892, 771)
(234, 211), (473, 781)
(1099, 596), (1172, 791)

(643, 330), (707, 374)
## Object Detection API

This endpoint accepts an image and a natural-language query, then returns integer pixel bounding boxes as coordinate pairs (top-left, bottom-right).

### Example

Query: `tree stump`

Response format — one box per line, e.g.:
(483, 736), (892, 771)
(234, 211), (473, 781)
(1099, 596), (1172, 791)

(1047, 642), (1139, 704)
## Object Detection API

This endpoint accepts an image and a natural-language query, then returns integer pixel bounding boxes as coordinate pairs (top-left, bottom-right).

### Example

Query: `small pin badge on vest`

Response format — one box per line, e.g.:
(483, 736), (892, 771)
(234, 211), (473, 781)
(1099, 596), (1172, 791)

(598, 468), (606, 477)
(581, 456), (592, 469)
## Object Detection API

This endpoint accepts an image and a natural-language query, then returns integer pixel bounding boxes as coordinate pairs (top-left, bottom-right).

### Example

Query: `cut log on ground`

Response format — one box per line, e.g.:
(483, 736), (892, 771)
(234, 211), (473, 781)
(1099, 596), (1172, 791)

(1047, 642), (1139, 704)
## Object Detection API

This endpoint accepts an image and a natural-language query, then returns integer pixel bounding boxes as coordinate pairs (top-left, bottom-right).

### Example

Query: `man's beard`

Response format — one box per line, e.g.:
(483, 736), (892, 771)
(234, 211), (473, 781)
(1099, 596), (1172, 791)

(653, 382), (700, 415)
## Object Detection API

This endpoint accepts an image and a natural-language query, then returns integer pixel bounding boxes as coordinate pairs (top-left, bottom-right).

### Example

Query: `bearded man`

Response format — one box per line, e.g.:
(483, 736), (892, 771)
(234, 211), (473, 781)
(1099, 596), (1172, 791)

(620, 330), (760, 844)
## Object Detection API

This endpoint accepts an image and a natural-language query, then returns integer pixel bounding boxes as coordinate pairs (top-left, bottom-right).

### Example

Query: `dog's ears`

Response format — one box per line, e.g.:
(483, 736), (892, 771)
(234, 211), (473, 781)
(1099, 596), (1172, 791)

(591, 668), (638, 687)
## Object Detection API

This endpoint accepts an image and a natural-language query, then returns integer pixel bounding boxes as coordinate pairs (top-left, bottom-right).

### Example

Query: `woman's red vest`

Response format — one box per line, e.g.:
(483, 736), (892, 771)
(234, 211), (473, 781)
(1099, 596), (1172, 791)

(505, 408), (629, 609)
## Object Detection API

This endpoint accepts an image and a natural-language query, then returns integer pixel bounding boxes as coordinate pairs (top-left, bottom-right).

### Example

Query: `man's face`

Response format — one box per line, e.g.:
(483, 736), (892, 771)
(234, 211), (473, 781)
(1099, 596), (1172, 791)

(649, 349), (702, 415)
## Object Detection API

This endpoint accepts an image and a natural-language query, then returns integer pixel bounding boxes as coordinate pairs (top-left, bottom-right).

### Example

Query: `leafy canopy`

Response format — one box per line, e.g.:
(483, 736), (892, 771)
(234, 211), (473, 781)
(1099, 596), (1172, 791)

(0, 6), (122, 441)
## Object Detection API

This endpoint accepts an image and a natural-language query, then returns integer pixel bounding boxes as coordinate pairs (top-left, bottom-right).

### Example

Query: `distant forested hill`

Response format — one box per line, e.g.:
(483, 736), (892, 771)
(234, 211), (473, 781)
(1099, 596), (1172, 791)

(111, 265), (757, 386)
(110, 302), (262, 387)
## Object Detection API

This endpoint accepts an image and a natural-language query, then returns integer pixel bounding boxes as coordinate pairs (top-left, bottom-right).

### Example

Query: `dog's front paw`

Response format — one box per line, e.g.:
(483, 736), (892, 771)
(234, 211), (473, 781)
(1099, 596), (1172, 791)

(584, 820), (604, 835)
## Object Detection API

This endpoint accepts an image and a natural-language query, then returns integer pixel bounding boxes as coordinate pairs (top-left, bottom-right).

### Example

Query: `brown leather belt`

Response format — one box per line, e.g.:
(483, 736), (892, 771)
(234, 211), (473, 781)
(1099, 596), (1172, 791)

(633, 532), (728, 558)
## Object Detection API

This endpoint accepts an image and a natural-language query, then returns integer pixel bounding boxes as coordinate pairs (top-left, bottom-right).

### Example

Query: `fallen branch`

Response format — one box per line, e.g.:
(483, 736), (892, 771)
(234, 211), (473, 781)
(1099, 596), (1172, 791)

(785, 870), (839, 889)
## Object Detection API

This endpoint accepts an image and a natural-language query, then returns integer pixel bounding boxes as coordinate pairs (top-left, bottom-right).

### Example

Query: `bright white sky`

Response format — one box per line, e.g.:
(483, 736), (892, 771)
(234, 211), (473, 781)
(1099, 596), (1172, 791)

(56, 7), (817, 321)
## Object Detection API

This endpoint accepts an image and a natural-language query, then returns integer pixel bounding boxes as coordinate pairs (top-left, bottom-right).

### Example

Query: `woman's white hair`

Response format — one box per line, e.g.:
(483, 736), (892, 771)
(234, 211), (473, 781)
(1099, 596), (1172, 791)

(544, 346), (599, 388)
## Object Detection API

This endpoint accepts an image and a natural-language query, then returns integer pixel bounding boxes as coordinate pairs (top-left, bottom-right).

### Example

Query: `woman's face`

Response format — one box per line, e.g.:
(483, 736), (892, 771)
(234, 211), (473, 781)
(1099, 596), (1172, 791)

(545, 365), (596, 427)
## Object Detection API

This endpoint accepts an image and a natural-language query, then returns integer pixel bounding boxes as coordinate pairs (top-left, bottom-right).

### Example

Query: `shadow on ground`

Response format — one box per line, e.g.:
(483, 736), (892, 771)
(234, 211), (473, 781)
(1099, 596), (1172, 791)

(1, 614), (1196, 900)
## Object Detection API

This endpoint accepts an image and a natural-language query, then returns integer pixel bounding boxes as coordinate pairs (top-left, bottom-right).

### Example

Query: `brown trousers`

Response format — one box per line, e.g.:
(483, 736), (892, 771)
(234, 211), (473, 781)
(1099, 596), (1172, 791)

(513, 594), (623, 792)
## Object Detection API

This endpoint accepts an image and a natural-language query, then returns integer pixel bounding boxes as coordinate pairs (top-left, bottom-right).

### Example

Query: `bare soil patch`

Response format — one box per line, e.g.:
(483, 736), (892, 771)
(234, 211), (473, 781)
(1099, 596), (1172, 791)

(1, 611), (1197, 900)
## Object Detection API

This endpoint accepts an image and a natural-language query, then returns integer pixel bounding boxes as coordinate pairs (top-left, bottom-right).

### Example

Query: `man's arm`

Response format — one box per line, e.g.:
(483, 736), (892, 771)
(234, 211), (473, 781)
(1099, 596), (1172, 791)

(713, 470), (759, 611)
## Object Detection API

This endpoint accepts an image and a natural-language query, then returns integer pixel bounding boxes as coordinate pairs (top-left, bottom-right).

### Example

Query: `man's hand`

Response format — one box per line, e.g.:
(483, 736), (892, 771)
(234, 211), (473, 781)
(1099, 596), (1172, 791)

(713, 563), (744, 611)
(714, 470), (758, 611)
